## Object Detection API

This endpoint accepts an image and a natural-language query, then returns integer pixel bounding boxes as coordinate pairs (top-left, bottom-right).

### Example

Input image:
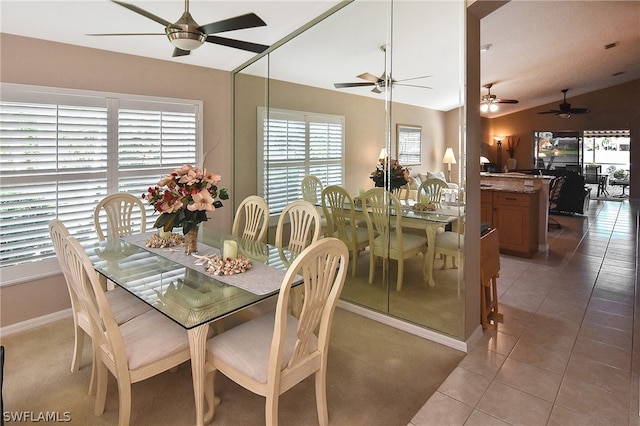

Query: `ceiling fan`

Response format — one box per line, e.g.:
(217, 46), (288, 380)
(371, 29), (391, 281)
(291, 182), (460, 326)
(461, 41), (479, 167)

(333, 45), (432, 94)
(480, 83), (518, 112)
(538, 89), (591, 118)
(334, 72), (433, 94)
(87, 0), (269, 57)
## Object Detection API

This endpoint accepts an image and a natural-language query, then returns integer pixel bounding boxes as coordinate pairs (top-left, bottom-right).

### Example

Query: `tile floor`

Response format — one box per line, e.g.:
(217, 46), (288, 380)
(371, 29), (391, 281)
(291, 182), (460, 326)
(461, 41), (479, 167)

(411, 199), (640, 425)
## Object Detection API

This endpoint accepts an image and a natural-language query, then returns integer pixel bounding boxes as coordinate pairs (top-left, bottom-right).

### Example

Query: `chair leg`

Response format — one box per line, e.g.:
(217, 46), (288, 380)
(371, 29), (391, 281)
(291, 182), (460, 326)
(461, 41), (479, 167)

(351, 249), (358, 277)
(265, 390), (279, 426)
(94, 360), (108, 416)
(204, 365), (218, 425)
(117, 376), (132, 426)
(71, 323), (84, 373)
(368, 252), (375, 284)
(396, 258), (404, 291)
(315, 368), (329, 426)
(88, 348), (97, 396)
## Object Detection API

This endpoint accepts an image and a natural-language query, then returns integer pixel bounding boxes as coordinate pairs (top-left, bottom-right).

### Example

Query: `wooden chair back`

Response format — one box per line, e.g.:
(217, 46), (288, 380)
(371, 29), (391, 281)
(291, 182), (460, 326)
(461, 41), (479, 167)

(93, 193), (147, 241)
(275, 200), (321, 254)
(232, 195), (270, 243)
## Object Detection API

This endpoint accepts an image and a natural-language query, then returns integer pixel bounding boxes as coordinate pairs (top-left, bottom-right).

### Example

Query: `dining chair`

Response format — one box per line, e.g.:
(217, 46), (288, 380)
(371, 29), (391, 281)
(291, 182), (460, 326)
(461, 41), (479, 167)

(391, 184), (410, 205)
(301, 175), (323, 205)
(321, 185), (369, 277)
(301, 175), (328, 235)
(232, 195), (270, 243)
(362, 188), (427, 291)
(204, 237), (349, 425)
(417, 178), (448, 207)
(48, 220), (151, 393)
(61, 235), (191, 426)
(275, 200), (322, 254)
(93, 193), (147, 241)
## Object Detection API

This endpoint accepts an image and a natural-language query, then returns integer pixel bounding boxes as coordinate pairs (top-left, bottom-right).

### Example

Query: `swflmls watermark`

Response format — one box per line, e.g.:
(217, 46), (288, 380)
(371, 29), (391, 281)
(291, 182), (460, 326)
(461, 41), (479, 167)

(3, 411), (72, 422)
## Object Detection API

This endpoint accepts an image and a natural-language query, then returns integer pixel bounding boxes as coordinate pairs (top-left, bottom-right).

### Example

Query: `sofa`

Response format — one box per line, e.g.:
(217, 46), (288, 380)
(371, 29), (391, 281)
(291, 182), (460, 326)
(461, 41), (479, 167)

(404, 170), (459, 201)
(518, 169), (590, 215)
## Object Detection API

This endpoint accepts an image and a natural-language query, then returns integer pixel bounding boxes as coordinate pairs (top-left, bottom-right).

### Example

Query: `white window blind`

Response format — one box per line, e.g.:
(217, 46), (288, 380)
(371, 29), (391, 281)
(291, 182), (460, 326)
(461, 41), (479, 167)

(258, 107), (344, 215)
(0, 84), (201, 284)
(398, 125), (422, 165)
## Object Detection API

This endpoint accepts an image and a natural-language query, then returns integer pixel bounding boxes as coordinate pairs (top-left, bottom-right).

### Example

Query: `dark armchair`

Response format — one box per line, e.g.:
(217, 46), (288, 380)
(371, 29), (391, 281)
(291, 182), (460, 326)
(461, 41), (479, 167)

(519, 169), (590, 214)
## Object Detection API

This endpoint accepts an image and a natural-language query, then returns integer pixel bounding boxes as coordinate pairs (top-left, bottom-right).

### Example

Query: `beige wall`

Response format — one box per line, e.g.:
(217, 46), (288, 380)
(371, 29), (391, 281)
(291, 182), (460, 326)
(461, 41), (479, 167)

(483, 80), (639, 201)
(0, 34), (234, 327)
(234, 74), (453, 202)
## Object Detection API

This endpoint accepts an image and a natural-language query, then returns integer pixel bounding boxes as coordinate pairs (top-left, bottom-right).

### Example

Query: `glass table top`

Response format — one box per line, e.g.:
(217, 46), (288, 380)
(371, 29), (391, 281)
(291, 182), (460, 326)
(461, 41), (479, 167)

(87, 229), (298, 329)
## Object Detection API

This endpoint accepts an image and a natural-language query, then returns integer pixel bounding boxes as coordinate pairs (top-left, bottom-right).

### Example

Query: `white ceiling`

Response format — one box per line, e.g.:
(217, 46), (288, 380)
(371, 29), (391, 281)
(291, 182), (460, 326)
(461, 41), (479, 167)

(1, 0), (639, 118)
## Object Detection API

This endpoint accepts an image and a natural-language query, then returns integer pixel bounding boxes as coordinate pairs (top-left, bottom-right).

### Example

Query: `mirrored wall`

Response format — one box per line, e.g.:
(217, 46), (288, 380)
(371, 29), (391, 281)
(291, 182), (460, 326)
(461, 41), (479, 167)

(233, 0), (466, 339)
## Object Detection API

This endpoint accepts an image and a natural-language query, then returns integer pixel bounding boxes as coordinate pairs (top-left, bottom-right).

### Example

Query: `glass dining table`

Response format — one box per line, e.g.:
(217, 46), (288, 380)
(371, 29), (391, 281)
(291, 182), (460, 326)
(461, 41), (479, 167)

(86, 228), (300, 426)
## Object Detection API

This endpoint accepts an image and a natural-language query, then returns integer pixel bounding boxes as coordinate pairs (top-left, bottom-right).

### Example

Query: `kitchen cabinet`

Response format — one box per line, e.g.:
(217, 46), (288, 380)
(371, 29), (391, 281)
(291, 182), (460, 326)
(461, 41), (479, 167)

(481, 190), (539, 257)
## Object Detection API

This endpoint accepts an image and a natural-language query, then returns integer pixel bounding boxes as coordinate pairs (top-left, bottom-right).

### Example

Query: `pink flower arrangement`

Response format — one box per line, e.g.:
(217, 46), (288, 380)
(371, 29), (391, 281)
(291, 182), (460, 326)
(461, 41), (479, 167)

(142, 164), (229, 234)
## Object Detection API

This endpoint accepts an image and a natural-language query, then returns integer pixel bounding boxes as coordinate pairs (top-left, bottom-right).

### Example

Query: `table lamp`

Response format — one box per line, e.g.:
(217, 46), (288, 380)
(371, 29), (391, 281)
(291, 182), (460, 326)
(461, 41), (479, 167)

(442, 148), (457, 182)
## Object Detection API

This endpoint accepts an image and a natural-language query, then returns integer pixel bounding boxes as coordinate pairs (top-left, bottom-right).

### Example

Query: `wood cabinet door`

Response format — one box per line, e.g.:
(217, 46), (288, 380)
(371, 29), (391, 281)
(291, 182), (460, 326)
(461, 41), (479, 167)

(493, 204), (528, 249)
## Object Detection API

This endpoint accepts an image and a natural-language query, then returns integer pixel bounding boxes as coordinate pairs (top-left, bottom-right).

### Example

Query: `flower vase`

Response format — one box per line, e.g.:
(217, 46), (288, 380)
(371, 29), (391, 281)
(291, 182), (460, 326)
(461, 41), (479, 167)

(184, 226), (199, 255)
(507, 158), (517, 171)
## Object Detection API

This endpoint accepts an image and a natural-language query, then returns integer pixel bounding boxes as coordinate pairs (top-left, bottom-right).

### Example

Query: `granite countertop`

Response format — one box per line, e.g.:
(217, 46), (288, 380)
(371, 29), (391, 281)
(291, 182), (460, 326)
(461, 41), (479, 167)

(481, 172), (552, 180)
(480, 184), (539, 194)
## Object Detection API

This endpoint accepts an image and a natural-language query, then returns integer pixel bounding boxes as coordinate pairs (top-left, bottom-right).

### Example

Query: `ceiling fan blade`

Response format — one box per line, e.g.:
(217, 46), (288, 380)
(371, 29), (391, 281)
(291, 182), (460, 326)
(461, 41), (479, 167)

(111, 0), (173, 27)
(86, 33), (165, 36)
(172, 47), (190, 57)
(371, 86), (382, 94)
(205, 35), (268, 53)
(569, 108), (590, 114)
(538, 110), (562, 115)
(199, 13), (266, 35)
(334, 82), (376, 89)
(395, 83), (433, 90)
(495, 99), (519, 104)
(357, 73), (381, 83)
(395, 75), (433, 83)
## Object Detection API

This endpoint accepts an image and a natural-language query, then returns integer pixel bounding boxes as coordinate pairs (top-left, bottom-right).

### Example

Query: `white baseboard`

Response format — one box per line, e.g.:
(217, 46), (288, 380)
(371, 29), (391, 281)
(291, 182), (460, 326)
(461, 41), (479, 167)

(337, 300), (479, 352)
(1, 309), (72, 337)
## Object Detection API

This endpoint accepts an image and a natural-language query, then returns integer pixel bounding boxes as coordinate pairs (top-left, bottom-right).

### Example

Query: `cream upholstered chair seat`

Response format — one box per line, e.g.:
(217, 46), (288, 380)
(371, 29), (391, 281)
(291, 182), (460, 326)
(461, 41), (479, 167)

(49, 219), (150, 395)
(204, 237), (348, 425)
(371, 232), (427, 252)
(435, 231), (464, 269)
(62, 236), (191, 426)
(93, 193), (147, 241)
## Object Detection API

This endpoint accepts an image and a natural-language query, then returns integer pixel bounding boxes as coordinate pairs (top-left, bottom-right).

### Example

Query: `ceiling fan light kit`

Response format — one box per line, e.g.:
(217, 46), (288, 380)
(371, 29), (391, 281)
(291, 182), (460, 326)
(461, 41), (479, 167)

(480, 83), (518, 113)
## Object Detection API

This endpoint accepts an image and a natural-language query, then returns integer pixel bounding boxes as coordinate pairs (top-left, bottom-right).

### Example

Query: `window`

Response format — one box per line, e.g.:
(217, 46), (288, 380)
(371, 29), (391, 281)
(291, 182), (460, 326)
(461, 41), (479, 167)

(0, 83), (201, 284)
(397, 124), (421, 165)
(258, 107), (344, 215)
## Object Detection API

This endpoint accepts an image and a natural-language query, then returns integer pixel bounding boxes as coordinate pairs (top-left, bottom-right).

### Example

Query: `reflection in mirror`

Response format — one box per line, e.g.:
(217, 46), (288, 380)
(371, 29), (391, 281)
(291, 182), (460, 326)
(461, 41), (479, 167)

(234, 0), (465, 339)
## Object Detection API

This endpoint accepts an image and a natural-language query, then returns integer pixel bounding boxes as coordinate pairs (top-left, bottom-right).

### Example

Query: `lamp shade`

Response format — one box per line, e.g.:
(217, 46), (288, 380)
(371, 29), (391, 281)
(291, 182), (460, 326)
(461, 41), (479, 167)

(442, 148), (457, 165)
(378, 147), (388, 160)
(480, 156), (490, 164)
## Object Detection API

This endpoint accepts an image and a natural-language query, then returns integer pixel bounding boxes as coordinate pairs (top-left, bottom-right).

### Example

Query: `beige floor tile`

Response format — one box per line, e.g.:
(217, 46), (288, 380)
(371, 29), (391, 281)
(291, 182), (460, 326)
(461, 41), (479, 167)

(572, 335), (632, 371)
(437, 367), (492, 406)
(518, 322), (577, 352)
(476, 381), (552, 426)
(588, 296), (634, 318)
(583, 308), (633, 334)
(411, 391), (473, 426)
(509, 336), (571, 374)
(591, 287), (635, 306)
(564, 353), (631, 396)
(555, 376), (629, 424)
(494, 358), (563, 402)
(463, 409), (510, 426)
(577, 321), (632, 351)
(493, 314), (527, 339)
(474, 330), (518, 356)
(546, 404), (601, 426)
(457, 347), (506, 379)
